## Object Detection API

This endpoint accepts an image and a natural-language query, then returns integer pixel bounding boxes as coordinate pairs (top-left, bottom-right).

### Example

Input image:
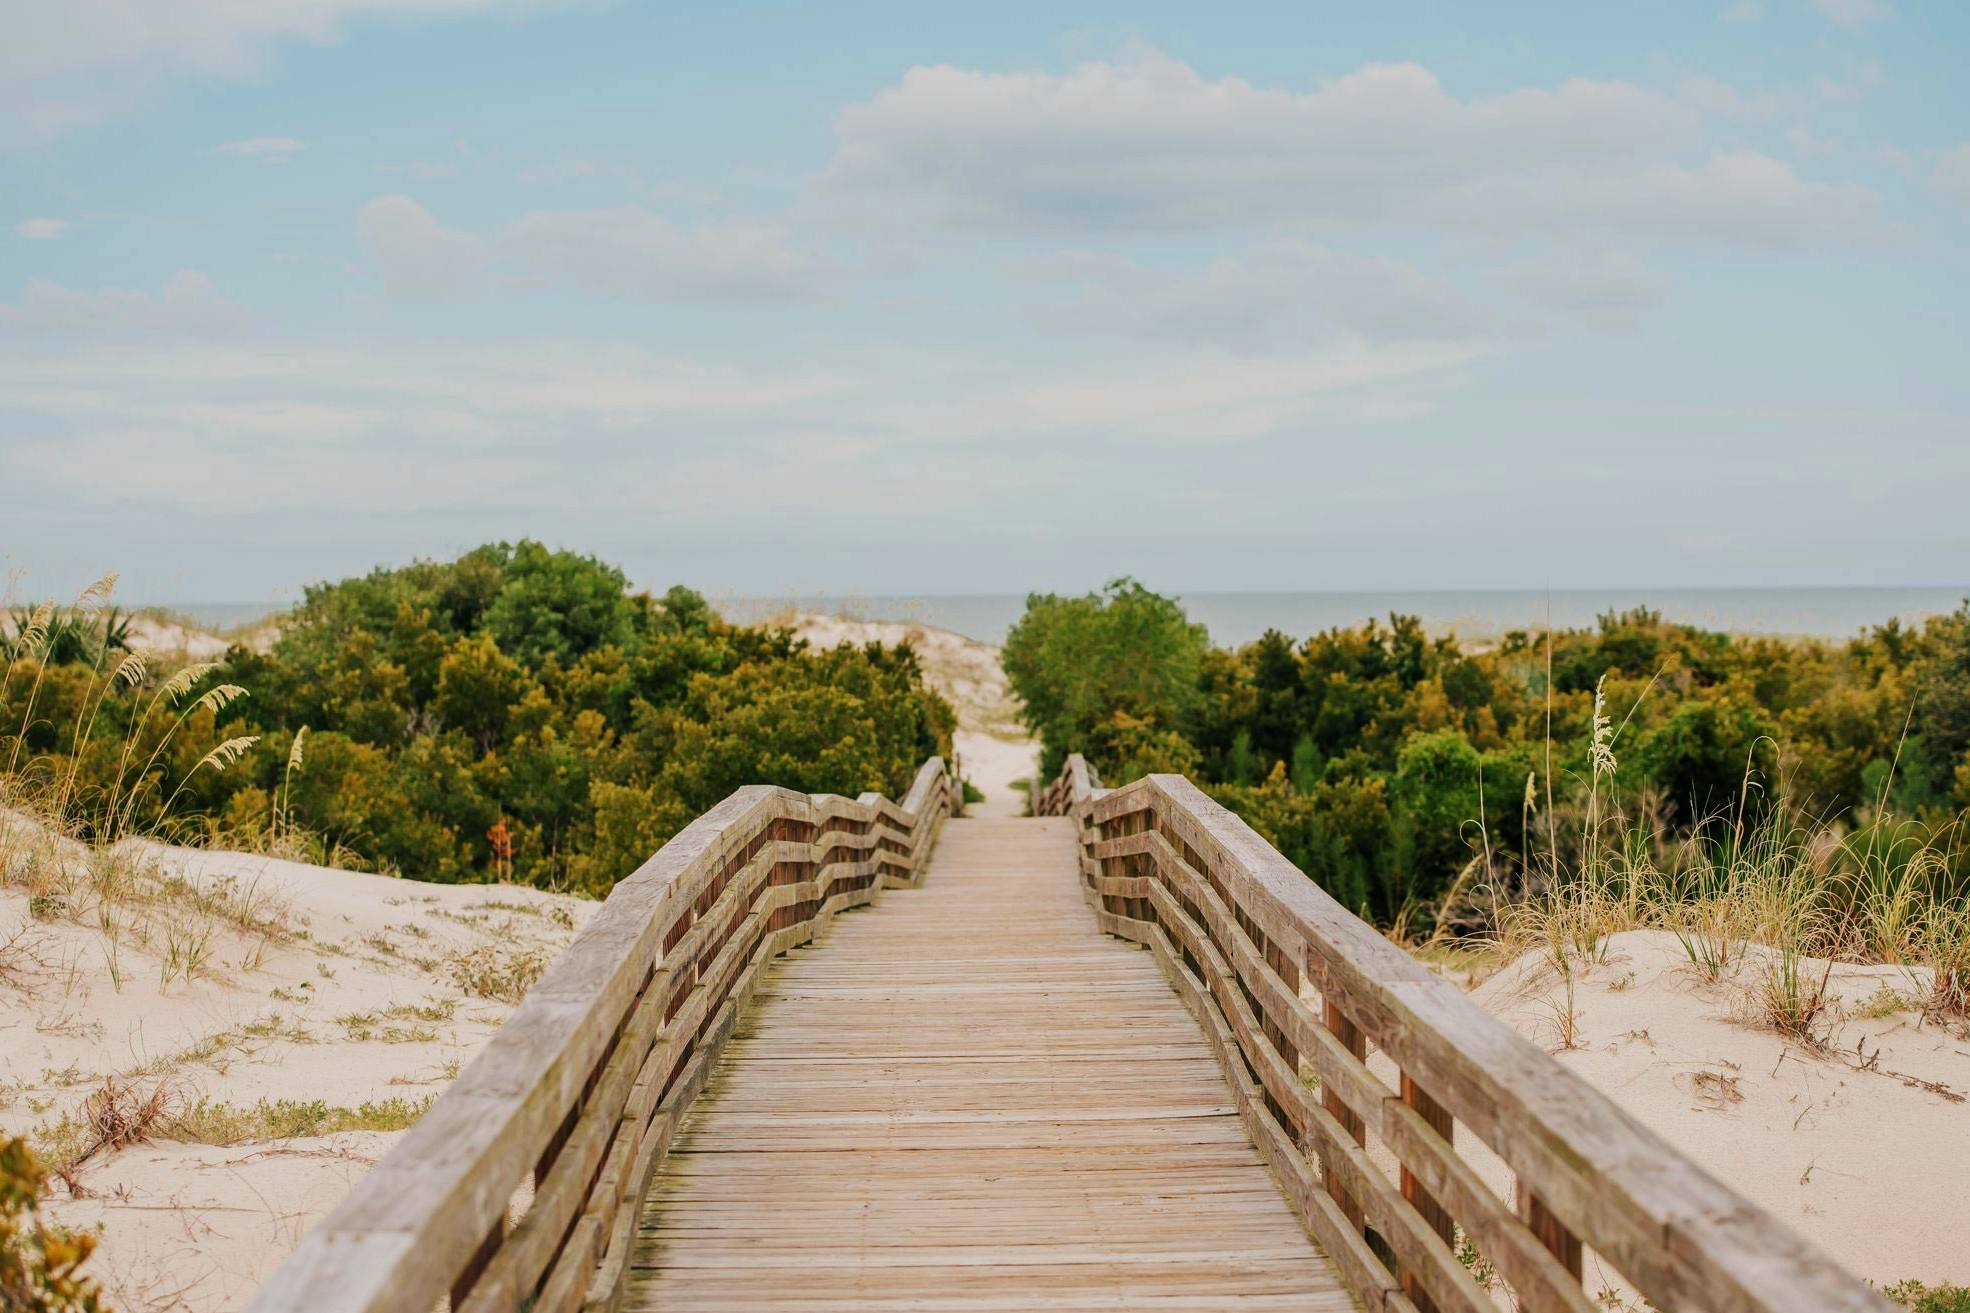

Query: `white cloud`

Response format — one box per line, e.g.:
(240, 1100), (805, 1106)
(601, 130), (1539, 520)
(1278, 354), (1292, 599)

(1933, 145), (1970, 209)
(506, 208), (823, 301)
(217, 136), (305, 162)
(1, 1), (551, 140)
(14, 218), (69, 239)
(0, 272), (246, 336)
(1026, 243), (1485, 352)
(0, 312), (1483, 537)
(933, 342), (1486, 444)
(821, 51), (1875, 247)
(1490, 244), (1660, 316)
(0, 338), (860, 512)
(356, 195), (484, 298)
(357, 197), (822, 302)
(1810, 0), (1889, 24)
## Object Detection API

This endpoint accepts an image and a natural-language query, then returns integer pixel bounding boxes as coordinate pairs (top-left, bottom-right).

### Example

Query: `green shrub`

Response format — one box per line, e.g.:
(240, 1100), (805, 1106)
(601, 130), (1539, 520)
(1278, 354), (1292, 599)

(1007, 583), (1970, 932)
(3, 543), (954, 895)
(1884, 1279), (1970, 1313)
(1003, 577), (1209, 781)
(0, 1135), (109, 1312)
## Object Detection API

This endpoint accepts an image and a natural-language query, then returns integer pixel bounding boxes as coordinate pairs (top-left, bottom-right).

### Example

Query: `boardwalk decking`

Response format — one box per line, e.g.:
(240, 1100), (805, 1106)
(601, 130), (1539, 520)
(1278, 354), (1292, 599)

(625, 816), (1356, 1311)
(252, 761), (1891, 1313)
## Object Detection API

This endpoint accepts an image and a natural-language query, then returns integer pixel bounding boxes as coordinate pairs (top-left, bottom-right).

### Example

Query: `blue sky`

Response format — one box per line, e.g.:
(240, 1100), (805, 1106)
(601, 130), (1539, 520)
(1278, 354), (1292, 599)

(3, 0), (1967, 605)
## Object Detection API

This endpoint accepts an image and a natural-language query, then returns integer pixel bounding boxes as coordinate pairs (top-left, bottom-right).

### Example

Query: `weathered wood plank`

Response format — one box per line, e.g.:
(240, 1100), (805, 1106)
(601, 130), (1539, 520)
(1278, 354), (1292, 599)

(249, 759), (954, 1313)
(1040, 755), (1889, 1313)
(625, 817), (1354, 1311)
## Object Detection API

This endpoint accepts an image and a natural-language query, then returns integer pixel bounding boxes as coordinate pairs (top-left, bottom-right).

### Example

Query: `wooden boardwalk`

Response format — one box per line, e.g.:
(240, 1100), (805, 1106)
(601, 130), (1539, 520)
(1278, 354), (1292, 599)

(624, 816), (1356, 1311)
(253, 760), (1890, 1313)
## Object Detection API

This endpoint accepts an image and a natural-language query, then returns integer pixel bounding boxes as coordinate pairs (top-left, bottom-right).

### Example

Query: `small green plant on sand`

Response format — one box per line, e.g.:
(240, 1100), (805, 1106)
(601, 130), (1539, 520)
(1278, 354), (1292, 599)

(1884, 1279), (1970, 1313)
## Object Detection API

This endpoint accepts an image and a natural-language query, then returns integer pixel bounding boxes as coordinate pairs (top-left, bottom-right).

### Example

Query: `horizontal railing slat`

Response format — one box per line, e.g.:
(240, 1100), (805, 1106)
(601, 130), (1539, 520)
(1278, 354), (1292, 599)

(1038, 754), (1888, 1313)
(247, 759), (956, 1313)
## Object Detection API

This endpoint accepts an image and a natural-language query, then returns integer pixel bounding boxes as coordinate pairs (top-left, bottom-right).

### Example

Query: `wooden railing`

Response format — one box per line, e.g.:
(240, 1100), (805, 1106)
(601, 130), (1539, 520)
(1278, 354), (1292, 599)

(1037, 755), (1889, 1313)
(248, 757), (958, 1313)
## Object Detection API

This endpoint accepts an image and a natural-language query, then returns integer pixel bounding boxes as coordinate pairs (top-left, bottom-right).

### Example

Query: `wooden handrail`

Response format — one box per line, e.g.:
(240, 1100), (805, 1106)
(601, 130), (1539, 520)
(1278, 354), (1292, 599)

(1036, 754), (1889, 1313)
(248, 756), (958, 1313)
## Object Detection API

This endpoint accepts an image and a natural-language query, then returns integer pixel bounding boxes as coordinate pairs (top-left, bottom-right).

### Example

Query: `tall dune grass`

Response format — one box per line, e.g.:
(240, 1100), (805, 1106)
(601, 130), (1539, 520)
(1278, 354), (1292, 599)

(1475, 671), (1970, 1036)
(0, 576), (284, 994)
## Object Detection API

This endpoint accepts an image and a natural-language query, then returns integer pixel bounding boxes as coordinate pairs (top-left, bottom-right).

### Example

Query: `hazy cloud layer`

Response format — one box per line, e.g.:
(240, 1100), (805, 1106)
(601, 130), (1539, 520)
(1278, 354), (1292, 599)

(217, 136), (305, 162)
(1810, 0), (1891, 25)
(1025, 244), (1486, 352)
(358, 196), (485, 298)
(0, 272), (246, 336)
(357, 197), (822, 301)
(1934, 144), (1970, 208)
(1, 0), (550, 139)
(506, 208), (824, 301)
(823, 53), (1876, 245)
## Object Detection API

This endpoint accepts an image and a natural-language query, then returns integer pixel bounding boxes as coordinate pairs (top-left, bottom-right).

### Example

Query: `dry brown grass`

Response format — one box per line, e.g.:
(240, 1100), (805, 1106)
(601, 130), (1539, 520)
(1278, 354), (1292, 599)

(445, 943), (548, 1003)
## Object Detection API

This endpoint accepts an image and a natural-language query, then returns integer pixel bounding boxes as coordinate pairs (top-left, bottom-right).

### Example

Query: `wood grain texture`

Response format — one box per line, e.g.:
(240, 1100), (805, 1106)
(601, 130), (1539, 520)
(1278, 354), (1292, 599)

(1039, 755), (1891, 1313)
(249, 761), (955, 1313)
(625, 817), (1356, 1313)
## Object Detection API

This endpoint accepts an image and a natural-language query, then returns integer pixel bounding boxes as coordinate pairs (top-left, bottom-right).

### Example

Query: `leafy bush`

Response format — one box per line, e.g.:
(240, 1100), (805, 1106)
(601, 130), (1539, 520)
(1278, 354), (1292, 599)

(0, 1136), (108, 1312)
(4, 544), (953, 896)
(1003, 578), (1209, 780)
(1885, 1279), (1970, 1313)
(1009, 584), (1970, 930)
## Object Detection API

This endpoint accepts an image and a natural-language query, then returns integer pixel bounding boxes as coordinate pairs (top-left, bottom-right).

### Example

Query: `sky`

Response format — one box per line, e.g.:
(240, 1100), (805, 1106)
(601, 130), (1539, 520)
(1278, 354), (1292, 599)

(2, 0), (1967, 606)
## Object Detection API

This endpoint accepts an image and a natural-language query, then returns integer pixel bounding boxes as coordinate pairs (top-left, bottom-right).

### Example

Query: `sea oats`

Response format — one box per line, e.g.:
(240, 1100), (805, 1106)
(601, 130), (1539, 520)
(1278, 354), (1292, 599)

(192, 735), (260, 775)
(110, 650), (148, 689)
(17, 601), (54, 653)
(1589, 675), (1617, 779)
(190, 683), (250, 716)
(159, 661), (222, 703)
(72, 573), (119, 614)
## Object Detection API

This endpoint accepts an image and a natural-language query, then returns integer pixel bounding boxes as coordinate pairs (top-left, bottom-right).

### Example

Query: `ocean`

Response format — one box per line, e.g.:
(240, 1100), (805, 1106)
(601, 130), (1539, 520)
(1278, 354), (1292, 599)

(149, 587), (1967, 650)
(713, 588), (1970, 649)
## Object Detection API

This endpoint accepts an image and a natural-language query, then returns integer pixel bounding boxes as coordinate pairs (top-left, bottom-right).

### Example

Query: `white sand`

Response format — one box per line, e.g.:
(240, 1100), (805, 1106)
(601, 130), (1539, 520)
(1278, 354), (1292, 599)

(783, 611), (1039, 817)
(1459, 929), (1969, 1294)
(1, 825), (591, 1311)
(125, 616), (233, 662)
(125, 614), (282, 660)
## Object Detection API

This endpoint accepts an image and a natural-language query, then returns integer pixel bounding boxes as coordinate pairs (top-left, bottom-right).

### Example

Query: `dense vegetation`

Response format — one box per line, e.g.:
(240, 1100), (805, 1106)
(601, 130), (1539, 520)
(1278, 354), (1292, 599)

(1006, 579), (1970, 931)
(2, 544), (953, 894)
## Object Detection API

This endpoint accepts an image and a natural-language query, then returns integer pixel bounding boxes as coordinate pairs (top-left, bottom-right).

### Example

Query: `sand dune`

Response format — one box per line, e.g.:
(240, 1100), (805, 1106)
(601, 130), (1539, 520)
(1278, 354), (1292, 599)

(1465, 929), (1968, 1294)
(783, 610), (1039, 817)
(1, 824), (590, 1310)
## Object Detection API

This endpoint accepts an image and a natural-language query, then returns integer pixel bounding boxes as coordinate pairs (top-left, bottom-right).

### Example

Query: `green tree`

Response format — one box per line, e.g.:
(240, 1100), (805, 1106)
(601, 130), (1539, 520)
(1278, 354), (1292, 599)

(1003, 578), (1210, 779)
(1390, 730), (1485, 898)
(434, 633), (527, 751)
(1907, 602), (1970, 809)
(480, 541), (637, 669)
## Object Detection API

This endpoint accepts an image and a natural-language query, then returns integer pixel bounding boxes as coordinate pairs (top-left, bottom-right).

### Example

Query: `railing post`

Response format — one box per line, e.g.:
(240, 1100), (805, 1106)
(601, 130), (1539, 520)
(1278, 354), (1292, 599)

(1319, 997), (1367, 1233)
(1518, 1184), (1584, 1299)
(1400, 1073), (1455, 1313)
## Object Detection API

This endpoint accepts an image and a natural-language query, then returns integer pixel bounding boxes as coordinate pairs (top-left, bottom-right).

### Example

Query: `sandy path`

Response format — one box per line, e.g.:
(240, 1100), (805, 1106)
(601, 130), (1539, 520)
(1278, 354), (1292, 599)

(782, 611), (1038, 817)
